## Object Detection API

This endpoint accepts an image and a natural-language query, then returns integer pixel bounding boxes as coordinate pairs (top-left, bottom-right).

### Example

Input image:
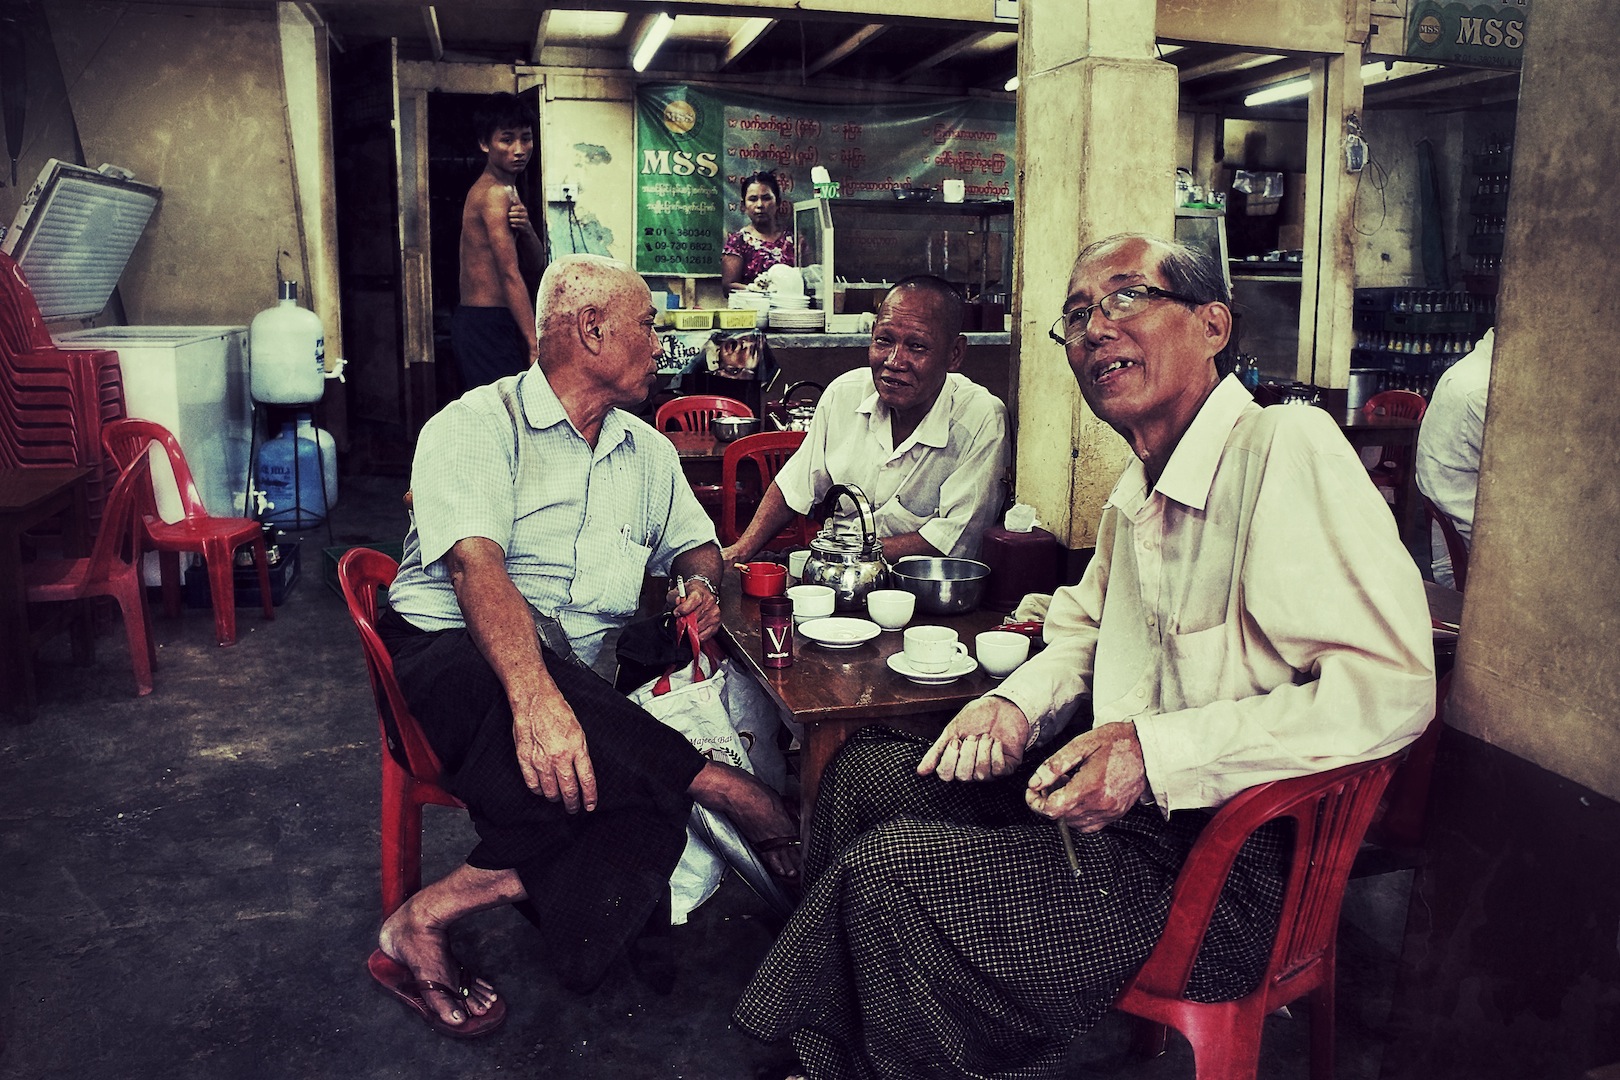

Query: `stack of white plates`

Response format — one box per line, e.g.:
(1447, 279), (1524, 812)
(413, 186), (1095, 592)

(768, 309), (826, 331)
(768, 292), (810, 310)
(729, 291), (772, 328)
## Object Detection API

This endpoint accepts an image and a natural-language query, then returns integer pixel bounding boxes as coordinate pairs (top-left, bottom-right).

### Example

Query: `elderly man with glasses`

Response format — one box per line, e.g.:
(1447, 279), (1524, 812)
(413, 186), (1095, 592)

(733, 233), (1435, 1079)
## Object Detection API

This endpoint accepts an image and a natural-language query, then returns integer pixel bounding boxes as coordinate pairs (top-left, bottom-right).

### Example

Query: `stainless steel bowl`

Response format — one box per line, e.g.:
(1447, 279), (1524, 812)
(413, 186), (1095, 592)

(711, 416), (761, 442)
(889, 556), (990, 615)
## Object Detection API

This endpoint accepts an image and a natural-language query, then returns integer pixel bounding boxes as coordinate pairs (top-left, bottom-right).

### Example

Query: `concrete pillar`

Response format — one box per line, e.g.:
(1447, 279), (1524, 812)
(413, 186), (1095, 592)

(1449, 0), (1620, 801)
(1012, 0), (1179, 548)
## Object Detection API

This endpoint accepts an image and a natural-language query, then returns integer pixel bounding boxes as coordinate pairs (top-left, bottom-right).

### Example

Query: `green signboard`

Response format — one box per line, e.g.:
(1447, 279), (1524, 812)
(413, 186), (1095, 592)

(1405, 0), (1530, 68)
(635, 84), (1016, 277)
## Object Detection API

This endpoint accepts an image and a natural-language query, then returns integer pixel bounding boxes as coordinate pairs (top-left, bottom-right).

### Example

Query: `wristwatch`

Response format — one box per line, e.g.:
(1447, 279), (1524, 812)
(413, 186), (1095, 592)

(683, 573), (720, 598)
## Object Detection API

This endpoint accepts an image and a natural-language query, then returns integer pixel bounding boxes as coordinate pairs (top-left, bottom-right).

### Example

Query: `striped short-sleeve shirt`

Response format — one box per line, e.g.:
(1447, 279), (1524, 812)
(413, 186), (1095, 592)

(388, 368), (716, 665)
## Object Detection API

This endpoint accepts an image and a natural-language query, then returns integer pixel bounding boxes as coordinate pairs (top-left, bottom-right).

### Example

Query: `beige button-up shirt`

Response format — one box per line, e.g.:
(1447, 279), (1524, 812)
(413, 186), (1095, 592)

(994, 376), (1435, 812)
(775, 368), (1009, 559)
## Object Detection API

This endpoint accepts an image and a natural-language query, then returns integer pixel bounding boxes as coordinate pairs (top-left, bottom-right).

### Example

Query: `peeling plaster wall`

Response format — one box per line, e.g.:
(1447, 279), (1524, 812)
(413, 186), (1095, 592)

(540, 86), (633, 266)
(0, 6), (81, 246)
(43, 3), (303, 326)
(1347, 109), (1468, 289)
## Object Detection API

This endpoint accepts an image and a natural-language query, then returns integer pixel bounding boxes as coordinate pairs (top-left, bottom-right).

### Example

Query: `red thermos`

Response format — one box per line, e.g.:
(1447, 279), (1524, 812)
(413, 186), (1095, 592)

(760, 596), (794, 668)
(978, 525), (1062, 611)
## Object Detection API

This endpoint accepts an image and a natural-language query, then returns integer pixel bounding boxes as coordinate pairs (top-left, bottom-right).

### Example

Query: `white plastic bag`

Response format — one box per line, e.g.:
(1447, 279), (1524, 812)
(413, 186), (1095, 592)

(626, 623), (786, 923)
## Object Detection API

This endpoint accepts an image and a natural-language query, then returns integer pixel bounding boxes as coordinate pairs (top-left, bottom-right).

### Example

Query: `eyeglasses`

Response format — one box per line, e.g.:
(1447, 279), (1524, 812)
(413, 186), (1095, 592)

(1047, 284), (1199, 346)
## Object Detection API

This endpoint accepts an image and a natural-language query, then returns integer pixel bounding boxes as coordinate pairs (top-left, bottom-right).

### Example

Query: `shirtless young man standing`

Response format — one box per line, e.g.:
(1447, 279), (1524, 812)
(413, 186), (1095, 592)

(452, 92), (547, 388)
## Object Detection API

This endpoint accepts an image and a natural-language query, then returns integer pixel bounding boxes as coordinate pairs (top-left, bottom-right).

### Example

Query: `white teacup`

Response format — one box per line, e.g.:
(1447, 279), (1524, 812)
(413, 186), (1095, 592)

(975, 630), (1031, 679)
(865, 589), (915, 630)
(787, 549), (810, 580)
(903, 625), (969, 674)
(786, 583), (835, 621)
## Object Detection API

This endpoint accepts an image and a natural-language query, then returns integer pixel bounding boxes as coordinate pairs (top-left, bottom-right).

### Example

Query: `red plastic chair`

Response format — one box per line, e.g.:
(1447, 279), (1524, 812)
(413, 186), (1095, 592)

(336, 547), (465, 919)
(22, 453), (157, 696)
(1361, 389), (1427, 421)
(101, 418), (274, 647)
(655, 394), (753, 434)
(1112, 752), (1402, 1080)
(1362, 670), (1451, 860)
(718, 430), (813, 547)
(1, 252), (127, 528)
(1360, 390), (1427, 532)
(1422, 496), (1470, 592)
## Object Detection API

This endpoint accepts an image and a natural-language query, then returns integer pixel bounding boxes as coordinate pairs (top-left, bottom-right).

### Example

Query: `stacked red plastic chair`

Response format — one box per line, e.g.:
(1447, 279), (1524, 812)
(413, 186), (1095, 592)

(0, 251), (127, 528)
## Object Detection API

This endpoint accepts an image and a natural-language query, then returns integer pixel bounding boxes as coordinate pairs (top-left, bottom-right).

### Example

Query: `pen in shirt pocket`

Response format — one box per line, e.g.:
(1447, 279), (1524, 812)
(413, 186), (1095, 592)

(620, 523), (633, 555)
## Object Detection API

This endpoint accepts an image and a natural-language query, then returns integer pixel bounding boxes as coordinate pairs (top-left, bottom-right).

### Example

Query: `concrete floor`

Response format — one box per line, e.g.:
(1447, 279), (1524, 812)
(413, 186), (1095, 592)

(3, 473), (1418, 1080)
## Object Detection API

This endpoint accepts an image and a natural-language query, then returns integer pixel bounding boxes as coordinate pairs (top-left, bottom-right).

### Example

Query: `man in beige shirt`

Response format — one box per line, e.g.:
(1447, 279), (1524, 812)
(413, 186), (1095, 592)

(734, 233), (1434, 1079)
(722, 276), (1008, 566)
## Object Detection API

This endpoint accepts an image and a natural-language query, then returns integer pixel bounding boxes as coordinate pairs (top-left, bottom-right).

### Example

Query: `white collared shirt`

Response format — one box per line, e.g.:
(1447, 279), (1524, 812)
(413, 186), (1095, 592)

(774, 368), (1009, 558)
(389, 367), (717, 665)
(1417, 328), (1493, 543)
(993, 376), (1435, 812)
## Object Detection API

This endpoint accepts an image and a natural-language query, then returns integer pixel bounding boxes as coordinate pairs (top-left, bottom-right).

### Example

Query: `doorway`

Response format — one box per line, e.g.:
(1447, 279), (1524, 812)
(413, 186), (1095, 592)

(425, 90), (545, 404)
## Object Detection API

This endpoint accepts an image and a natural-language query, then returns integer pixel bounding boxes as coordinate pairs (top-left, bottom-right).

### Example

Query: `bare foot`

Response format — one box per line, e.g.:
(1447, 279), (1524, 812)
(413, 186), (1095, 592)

(378, 896), (499, 1027)
(689, 762), (803, 880)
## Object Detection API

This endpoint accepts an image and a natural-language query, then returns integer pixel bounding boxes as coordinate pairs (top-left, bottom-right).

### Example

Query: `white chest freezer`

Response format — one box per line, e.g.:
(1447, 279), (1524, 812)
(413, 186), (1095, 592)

(51, 325), (252, 522)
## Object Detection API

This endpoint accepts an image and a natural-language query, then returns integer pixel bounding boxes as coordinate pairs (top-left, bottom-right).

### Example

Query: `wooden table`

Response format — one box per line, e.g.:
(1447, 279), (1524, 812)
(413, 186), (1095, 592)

(718, 572), (1010, 833)
(667, 429), (726, 462)
(720, 569), (1468, 839)
(0, 466), (92, 722)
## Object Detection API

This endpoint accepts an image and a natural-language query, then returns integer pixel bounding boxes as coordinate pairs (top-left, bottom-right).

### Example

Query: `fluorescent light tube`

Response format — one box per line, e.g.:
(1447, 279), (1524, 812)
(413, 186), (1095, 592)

(1244, 77), (1311, 107)
(632, 13), (675, 73)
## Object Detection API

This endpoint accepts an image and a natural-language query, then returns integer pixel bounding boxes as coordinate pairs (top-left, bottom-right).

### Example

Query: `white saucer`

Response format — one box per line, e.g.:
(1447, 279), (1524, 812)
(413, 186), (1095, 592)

(799, 617), (881, 649)
(887, 652), (978, 684)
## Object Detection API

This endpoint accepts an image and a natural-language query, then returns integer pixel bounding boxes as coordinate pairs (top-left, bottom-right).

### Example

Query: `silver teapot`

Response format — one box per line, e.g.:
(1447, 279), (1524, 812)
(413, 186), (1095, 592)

(799, 483), (888, 611)
(770, 380), (822, 432)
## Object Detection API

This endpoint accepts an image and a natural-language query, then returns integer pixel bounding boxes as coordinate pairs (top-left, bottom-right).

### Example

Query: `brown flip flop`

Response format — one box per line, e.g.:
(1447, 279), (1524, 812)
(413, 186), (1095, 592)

(367, 949), (507, 1039)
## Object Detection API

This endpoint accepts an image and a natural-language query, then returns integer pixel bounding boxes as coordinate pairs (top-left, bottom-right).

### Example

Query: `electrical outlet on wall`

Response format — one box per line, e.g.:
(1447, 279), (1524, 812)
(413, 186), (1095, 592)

(547, 181), (580, 203)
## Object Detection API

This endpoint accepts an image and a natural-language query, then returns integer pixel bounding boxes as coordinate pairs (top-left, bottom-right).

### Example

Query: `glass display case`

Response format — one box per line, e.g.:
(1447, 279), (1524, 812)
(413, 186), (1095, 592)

(793, 197), (1013, 311)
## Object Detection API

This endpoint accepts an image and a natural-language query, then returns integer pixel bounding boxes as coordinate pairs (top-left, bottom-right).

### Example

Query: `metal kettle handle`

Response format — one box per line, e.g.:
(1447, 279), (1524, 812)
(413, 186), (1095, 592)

(816, 483), (880, 550)
(784, 380), (823, 403)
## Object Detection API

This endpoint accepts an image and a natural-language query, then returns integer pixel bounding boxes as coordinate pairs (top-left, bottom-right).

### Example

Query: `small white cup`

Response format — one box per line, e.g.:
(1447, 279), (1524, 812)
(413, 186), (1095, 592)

(787, 583), (835, 621)
(787, 549), (810, 580)
(865, 589), (915, 630)
(903, 625), (969, 674)
(975, 630), (1031, 679)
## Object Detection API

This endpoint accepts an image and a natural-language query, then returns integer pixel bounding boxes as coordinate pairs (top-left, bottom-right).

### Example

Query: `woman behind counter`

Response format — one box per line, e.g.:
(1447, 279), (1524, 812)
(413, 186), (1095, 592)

(721, 171), (795, 292)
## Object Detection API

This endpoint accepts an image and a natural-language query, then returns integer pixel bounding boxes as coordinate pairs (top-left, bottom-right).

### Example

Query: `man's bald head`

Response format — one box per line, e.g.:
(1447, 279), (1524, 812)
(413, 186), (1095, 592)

(535, 254), (643, 347)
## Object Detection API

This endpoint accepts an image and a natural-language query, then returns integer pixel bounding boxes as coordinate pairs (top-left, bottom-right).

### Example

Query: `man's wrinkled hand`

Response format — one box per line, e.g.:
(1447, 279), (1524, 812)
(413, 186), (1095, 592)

(918, 696), (1031, 782)
(1025, 722), (1146, 833)
(670, 579), (721, 642)
(513, 697), (597, 813)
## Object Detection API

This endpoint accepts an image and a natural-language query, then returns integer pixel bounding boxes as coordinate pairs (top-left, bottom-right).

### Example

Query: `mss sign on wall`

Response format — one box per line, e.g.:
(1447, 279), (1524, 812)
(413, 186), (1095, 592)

(635, 84), (1016, 277)
(1405, 0), (1530, 68)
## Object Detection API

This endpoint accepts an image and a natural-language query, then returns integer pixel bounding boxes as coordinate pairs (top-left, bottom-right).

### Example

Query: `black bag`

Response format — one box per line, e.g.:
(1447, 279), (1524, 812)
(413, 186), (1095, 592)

(613, 612), (689, 692)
